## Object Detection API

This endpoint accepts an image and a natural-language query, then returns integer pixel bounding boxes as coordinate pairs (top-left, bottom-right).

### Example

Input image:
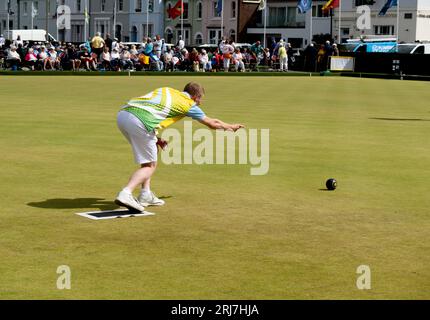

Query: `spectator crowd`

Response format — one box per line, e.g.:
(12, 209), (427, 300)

(0, 32), (339, 73)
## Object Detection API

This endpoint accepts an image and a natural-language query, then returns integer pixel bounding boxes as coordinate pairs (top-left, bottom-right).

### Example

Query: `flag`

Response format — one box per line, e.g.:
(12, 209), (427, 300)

(84, 5), (90, 24)
(31, 2), (38, 18)
(167, 0), (183, 19)
(322, 0), (339, 12)
(7, 0), (13, 14)
(297, 0), (312, 13)
(216, 0), (223, 15)
(258, 0), (266, 11)
(378, 0), (397, 16)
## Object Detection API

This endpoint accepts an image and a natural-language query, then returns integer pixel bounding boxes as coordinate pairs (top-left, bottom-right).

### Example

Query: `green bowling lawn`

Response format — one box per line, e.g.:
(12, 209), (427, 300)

(0, 75), (429, 299)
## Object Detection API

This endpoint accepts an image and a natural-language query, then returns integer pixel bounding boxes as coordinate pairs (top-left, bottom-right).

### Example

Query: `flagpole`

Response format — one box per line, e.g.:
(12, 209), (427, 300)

(263, 4), (267, 48)
(338, 0), (341, 44)
(309, 8), (313, 45)
(84, 0), (87, 42)
(7, 0), (10, 38)
(56, 2), (59, 42)
(113, 0), (117, 39)
(396, 0), (400, 43)
(181, 0), (184, 44)
(221, 0), (224, 42)
(31, 1), (34, 29)
(146, 0), (149, 38)
(46, 0), (50, 40)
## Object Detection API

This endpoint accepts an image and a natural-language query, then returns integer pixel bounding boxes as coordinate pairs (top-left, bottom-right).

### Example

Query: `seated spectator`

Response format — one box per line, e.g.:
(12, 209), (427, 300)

(198, 49), (212, 72)
(211, 49), (223, 72)
(79, 47), (97, 71)
(232, 48), (245, 72)
(7, 46), (21, 70)
(0, 47), (6, 69)
(47, 47), (60, 70)
(112, 38), (120, 52)
(101, 47), (111, 70)
(120, 48), (134, 70)
(25, 48), (38, 70)
(17, 43), (26, 62)
(163, 47), (174, 72)
(129, 45), (139, 67)
(189, 48), (200, 72)
(149, 49), (163, 71)
(38, 46), (49, 70)
(172, 47), (185, 70)
(67, 45), (82, 71)
(110, 48), (121, 71)
(180, 48), (190, 71)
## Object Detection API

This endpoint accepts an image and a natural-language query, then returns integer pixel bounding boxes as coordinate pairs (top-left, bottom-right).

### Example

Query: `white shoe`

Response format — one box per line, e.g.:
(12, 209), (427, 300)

(138, 191), (165, 206)
(115, 190), (146, 212)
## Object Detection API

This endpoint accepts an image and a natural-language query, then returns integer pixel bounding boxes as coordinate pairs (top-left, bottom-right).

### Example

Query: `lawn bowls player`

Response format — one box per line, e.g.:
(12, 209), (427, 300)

(115, 82), (245, 212)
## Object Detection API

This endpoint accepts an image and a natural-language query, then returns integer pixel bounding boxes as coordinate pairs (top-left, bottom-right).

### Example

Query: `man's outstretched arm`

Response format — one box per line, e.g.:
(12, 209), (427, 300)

(199, 116), (245, 132)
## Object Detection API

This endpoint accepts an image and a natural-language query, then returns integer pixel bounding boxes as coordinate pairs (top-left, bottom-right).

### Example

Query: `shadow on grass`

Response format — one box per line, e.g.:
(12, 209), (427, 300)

(27, 196), (173, 211)
(369, 117), (430, 121)
(27, 198), (118, 211)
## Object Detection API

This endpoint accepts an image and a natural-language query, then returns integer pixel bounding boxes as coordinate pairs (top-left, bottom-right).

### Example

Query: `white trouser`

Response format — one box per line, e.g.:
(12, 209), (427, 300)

(280, 56), (288, 71)
(235, 60), (245, 71)
(223, 58), (230, 71)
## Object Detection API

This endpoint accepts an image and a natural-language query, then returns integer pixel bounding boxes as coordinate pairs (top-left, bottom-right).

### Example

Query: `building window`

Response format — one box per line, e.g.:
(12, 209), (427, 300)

(131, 26), (138, 42)
(165, 28), (173, 43)
(197, 1), (202, 19)
(269, 7), (287, 27)
(76, 0), (81, 12)
(232, 1), (236, 19)
(208, 29), (222, 44)
(119, 0), (124, 11)
(136, 0), (142, 12)
(312, 5), (329, 18)
(115, 24), (122, 40)
(404, 13), (412, 19)
(24, 2), (28, 15)
(148, 0), (154, 12)
(181, 1), (189, 19)
(177, 29), (190, 45)
(213, 1), (221, 18)
(166, 2), (172, 20)
(101, 0), (106, 12)
(143, 24), (154, 38)
(374, 25), (394, 35)
(229, 29), (236, 42)
(195, 33), (203, 45)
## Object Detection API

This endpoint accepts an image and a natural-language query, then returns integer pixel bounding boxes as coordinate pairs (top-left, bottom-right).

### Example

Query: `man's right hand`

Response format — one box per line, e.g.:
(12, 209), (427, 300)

(230, 124), (245, 132)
